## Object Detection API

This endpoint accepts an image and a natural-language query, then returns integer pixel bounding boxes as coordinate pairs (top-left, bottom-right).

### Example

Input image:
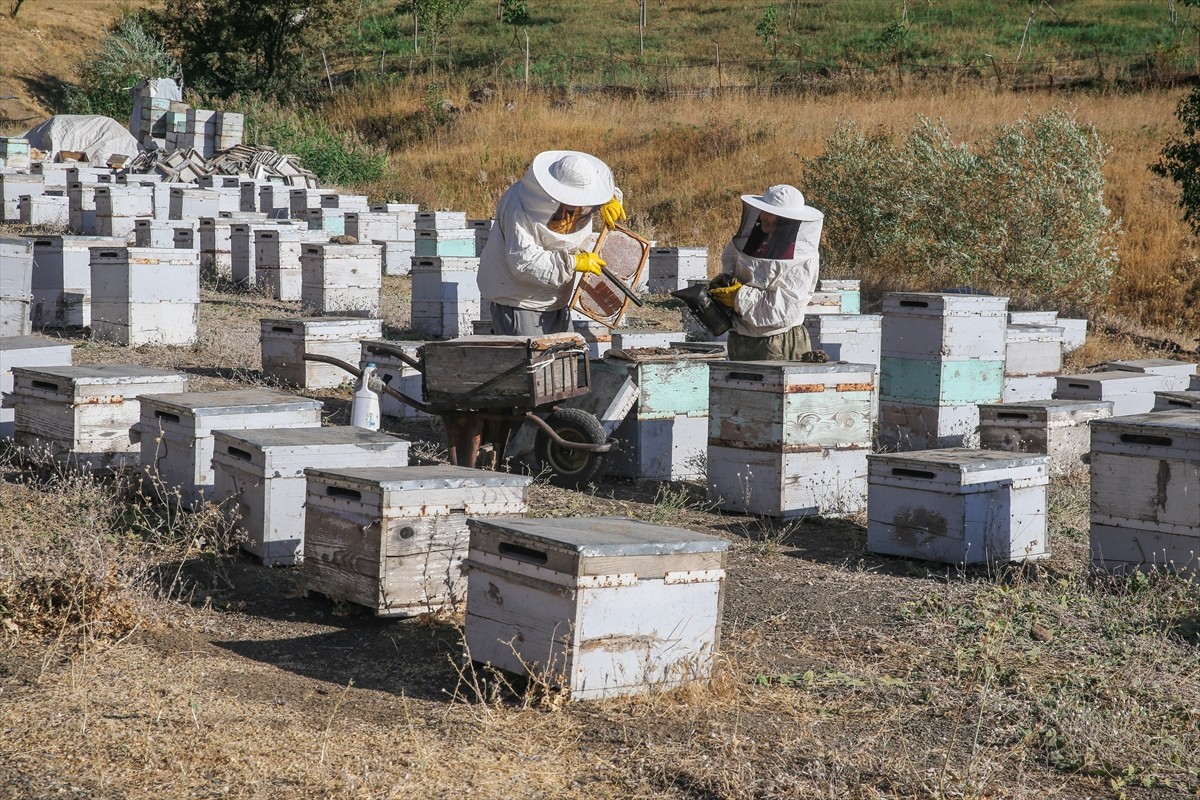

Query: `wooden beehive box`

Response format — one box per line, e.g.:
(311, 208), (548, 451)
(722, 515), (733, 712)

(1090, 410), (1200, 580)
(978, 399), (1112, 475)
(254, 227), (326, 301)
(139, 389), (323, 508)
(410, 256), (480, 338)
(463, 516), (728, 700)
(415, 210), (467, 230)
(877, 400), (981, 451)
(1106, 359), (1198, 393)
(374, 237), (415, 277)
(1001, 375), (1058, 404)
(818, 279), (862, 313)
(89, 246), (200, 346)
(1005, 324), (1064, 377)
(134, 220), (177, 249)
(259, 316), (383, 389)
(0, 173), (43, 221)
(168, 187), (219, 221)
(212, 427), (411, 566)
(593, 349), (719, 481)
(361, 339), (427, 419)
(1153, 391), (1200, 411)
(421, 334), (589, 410)
(1053, 371), (1171, 417)
(299, 242), (382, 317)
(0, 235), (33, 337)
(646, 246), (708, 293)
(303, 465), (531, 616)
(1008, 310), (1058, 326)
(19, 195), (69, 227)
(1058, 318), (1088, 353)
(414, 228), (475, 257)
(881, 292), (1009, 361)
(302, 207), (346, 237)
(867, 448), (1051, 564)
(708, 446), (868, 519)
(610, 330), (683, 350)
(803, 314), (882, 366)
(5, 364), (187, 468)
(0, 336), (74, 438)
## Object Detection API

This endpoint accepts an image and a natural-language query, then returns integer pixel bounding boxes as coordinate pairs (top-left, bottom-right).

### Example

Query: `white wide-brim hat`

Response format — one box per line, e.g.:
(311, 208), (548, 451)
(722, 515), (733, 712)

(741, 184), (823, 222)
(532, 150), (615, 207)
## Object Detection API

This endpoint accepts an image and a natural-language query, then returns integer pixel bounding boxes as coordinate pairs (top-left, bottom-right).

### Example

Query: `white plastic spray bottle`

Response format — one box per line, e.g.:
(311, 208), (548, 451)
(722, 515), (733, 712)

(351, 363), (381, 431)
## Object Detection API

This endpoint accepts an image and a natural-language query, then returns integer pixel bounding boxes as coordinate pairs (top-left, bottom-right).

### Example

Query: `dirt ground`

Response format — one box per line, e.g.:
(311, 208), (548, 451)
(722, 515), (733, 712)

(1, 266), (1198, 799)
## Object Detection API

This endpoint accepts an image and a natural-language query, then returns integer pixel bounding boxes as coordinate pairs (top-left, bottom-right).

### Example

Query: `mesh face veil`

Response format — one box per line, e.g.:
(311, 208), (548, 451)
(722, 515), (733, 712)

(729, 200), (823, 264)
(548, 204), (596, 234)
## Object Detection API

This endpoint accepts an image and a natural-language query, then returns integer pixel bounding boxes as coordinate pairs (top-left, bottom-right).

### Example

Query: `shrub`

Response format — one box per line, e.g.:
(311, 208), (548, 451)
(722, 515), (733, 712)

(65, 14), (181, 121)
(1152, 84), (1200, 235)
(803, 110), (1120, 309)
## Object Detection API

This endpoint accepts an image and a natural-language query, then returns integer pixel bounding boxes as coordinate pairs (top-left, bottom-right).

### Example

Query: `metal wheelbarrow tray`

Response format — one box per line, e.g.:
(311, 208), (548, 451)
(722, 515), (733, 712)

(420, 333), (590, 411)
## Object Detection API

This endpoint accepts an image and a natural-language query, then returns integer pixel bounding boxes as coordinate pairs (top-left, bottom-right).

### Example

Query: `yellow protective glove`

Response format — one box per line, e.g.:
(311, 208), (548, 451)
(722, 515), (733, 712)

(708, 280), (742, 308)
(599, 196), (626, 229)
(575, 251), (606, 276)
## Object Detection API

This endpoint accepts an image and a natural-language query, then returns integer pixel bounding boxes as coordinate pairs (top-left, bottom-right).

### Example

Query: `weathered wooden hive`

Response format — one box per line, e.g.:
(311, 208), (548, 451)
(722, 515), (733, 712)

(1153, 391), (1200, 412)
(977, 399), (1112, 475)
(415, 228), (476, 258)
(18, 194), (69, 227)
(299, 242), (382, 317)
(254, 227), (327, 301)
(1002, 323), (1064, 403)
(462, 516), (729, 701)
(89, 246), (200, 346)
(1, 173), (44, 222)
(410, 256), (480, 339)
(468, 218), (493, 257)
(1106, 359), (1198, 393)
(259, 316), (383, 389)
(302, 465), (531, 616)
(93, 185), (154, 239)
(1089, 410), (1199, 580)
(4, 364), (187, 469)
(0, 336), (74, 438)
(1053, 371), (1172, 417)
(802, 313), (882, 415)
(30, 235), (125, 329)
(818, 279), (862, 313)
(212, 427), (411, 566)
(168, 186), (219, 221)
(139, 389), (323, 509)
(707, 361), (875, 518)
(647, 246), (708, 293)
(866, 448), (1051, 565)
(1, 235), (34, 337)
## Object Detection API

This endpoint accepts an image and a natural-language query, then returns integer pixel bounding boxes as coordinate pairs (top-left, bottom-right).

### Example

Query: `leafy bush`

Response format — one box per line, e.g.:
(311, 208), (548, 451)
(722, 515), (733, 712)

(803, 110), (1120, 308)
(65, 14), (180, 120)
(1152, 85), (1200, 234)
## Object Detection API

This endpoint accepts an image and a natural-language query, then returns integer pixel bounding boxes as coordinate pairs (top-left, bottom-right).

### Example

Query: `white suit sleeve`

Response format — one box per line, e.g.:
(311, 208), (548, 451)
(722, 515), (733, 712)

(503, 211), (577, 290)
(734, 258), (818, 330)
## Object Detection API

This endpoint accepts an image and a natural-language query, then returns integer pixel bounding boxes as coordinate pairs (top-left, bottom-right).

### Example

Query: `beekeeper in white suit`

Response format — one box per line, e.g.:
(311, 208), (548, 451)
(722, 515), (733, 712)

(709, 184), (823, 361)
(478, 150), (626, 336)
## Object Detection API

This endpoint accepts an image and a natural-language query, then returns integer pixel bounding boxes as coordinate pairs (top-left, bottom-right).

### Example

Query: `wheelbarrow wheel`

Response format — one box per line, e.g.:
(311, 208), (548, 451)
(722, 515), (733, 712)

(535, 408), (607, 489)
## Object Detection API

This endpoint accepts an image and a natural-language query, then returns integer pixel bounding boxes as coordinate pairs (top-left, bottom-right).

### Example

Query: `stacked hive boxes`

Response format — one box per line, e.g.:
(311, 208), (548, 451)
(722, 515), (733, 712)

(3, 365), (187, 469)
(878, 293), (1008, 450)
(346, 206), (417, 276)
(0, 336), (74, 437)
(819, 279), (862, 313)
(977, 400), (1113, 475)
(300, 242), (382, 316)
(139, 389), (323, 509)
(468, 218), (493, 257)
(260, 316), (383, 389)
(1090, 411), (1199, 579)
(707, 361), (875, 518)
(18, 194), (69, 226)
(0, 236), (34, 337)
(302, 466), (532, 616)
(30, 235), (126, 328)
(0, 136), (31, 170)
(410, 256), (480, 338)
(803, 313), (882, 416)
(647, 247), (708, 293)
(169, 187), (219, 221)
(213, 427), (412, 566)
(1053, 371), (1168, 417)
(1003, 316), (1064, 403)
(463, 516), (728, 700)
(89, 246), (200, 346)
(415, 211), (475, 257)
(94, 185), (155, 239)
(254, 227), (327, 301)
(2, 174), (45, 222)
(866, 449), (1051, 564)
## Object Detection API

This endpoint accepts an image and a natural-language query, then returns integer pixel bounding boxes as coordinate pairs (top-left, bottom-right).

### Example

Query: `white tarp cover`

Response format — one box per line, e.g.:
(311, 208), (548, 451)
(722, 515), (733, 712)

(22, 115), (140, 165)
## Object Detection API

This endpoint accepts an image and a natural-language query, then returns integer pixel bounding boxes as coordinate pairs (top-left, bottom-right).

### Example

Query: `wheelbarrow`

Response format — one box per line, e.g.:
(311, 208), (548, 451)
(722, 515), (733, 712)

(303, 332), (617, 489)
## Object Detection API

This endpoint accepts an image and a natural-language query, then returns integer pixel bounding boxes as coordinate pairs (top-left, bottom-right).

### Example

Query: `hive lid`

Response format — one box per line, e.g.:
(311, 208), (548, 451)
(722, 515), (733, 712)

(0, 335), (74, 352)
(304, 464), (533, 490)
(868, 447), (1050, 473)
(12, 364), (186, 384)
(978, 399), (1114, 415)
(1090, 409), (1200, 434)
(140, 389), (323, 416)
(467, 516), (729, 556)
(213, 425), (409, 450)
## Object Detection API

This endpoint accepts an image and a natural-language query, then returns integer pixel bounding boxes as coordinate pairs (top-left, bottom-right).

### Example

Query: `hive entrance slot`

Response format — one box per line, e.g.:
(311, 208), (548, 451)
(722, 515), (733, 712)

(498, 542), (548, 564)
(997, 412), (1030, 420)
(892, 468), (936, 479)
(326, 486), (362, 500)
(154, 411), (181, 425)
(728, 372), (765, 382)
(1119, 433), (1172, 447)
(899, 300), (929, 308)
(31, 380), (58, 391)
(226, 446), (252, 461)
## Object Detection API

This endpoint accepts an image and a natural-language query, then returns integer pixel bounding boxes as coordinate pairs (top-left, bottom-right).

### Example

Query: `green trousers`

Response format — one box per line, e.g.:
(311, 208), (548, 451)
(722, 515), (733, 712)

(727, 324), (811, 361)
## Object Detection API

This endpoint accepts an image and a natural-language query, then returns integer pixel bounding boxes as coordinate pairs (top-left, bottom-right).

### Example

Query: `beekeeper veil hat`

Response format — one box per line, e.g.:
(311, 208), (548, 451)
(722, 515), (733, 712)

(731, 184), (823, 262)
(531, 150), (616, 207)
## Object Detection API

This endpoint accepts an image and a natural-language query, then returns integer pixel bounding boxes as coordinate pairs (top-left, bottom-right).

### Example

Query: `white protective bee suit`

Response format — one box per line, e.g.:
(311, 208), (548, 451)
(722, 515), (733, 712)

(478, 150), (620, 335)
(719, 184), (823, 359)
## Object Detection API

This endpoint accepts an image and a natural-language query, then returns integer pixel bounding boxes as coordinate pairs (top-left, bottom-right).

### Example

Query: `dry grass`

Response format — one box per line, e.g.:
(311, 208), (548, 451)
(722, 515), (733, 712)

(334, 84), (1200, 335)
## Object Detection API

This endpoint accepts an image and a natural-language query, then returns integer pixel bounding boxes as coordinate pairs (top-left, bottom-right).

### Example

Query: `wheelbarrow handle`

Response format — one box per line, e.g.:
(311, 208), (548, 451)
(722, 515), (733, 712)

(598, 263), (644, 307)
(301, 352), (430, 413)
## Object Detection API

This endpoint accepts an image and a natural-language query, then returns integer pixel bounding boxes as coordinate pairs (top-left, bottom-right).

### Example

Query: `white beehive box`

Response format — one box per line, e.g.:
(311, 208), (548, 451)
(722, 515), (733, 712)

(0, 336), (73, 437)
(978, 399), (1112, 475)
(67, 182), (99, 235)
(410, 256), (480, 338)
(572, 319), (612, 359)
(1090, 411), (1200, 580)
(1053, 371), (1171, 417)
(345, 210), (415, 242)
(89, 246), (200, 346)
(373, 237), (416, 277)
(803, 314), (882, 366)
(1001, 375), (1058, 404)
(0, 173), (44, 222)
(134, 219), (177, 249)
(1, 235), (34, 337)
(139, 389), (323, 508)
(593, 351), (715, 481)
(881, 292), (1009, 360)
(361, 339), (427, 418)
(303, 466), (531, 616)
(289, 188), (330, 218)
(254, 227), (326, 301)
(302, 207), (346, 236)
(260, 316), (383, 389)
(818, 279), (861, 313)
(257, 184), (291, 217)
(168, 187), (219, 221)
(803, 291), (843, 316)
(1153, 391), (1200, 411)
(65, 167), (113, 184)
(468, 218), (493, 257)
(4, 364), (187, 468)
(371, 203), (420, 215)
(415, 210), (468, 230)
(94, 185), (154, 238)
(0, 136), (31, 170)
(647, 246), (708, 293)
(30, 235), (125, 328)
(708, 446), (868, 519)
(1005, 324), (1064, 376)
(18, 194), (69, 227)
(867, 448), (1051, 564)
(463, 516), (728, 701)
(214, 427), (412, 566)
(321, 193), (369, 211)
(1008, 310), (1058, 325)
(610, 329), (684, 350)
(1058, 318), (1088, 352)
(300, 242), (382, 317)
(877, 401), (981, 451)
(1106, 359), (1197, 392)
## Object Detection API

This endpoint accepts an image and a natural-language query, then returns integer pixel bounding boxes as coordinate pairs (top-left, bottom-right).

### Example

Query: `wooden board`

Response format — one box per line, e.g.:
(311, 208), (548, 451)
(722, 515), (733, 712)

(569, 226), (650, 328)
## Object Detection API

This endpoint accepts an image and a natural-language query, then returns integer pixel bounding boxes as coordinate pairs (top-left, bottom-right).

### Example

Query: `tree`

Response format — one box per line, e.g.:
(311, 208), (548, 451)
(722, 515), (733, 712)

(412, 0), (473, 67)
(147, 0), (353, 100)
(1152, 85), (1200, 234)
(66, 13), (181, 120)
(755, 6), (779, 55)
